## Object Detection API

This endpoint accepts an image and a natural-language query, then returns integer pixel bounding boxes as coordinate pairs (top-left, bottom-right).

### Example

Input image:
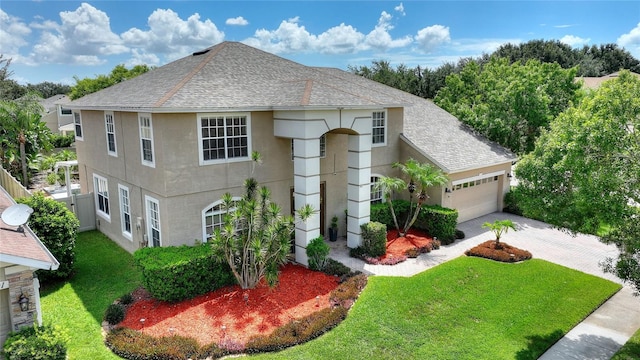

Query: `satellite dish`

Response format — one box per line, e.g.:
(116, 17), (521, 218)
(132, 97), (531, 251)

(1, 203), (34, 234)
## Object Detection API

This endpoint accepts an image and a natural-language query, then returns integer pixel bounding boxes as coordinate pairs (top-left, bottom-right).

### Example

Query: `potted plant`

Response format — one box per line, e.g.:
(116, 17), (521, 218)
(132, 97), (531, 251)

(328, 215), (339, 241)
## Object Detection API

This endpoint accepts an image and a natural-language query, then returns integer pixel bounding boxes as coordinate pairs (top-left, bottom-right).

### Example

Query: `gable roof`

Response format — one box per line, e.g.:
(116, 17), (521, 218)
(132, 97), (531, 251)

(39, 94), (70, 113)
(0, 187), (59, 271)
(69, 41), (514, 173)
(578, 71), (640, 89)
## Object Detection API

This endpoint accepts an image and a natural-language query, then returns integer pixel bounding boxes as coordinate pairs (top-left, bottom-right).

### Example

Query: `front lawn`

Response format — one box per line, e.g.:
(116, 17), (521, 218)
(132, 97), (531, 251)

(40, 231), (141, 359)
(39, 232), (619, 360)
(252, 257), (620, 359)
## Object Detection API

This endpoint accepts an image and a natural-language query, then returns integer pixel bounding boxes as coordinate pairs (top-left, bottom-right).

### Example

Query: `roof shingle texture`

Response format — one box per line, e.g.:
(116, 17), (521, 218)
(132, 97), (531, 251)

(70, 41), (514, 173)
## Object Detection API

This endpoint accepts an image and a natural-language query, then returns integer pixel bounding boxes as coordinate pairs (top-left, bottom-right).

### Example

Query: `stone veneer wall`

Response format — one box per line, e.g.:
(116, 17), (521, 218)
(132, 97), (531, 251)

(7, 270), (36, 331)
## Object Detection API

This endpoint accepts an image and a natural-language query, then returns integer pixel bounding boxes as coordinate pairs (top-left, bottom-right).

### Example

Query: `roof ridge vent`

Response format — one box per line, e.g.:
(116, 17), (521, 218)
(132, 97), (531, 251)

(193, 48), (210, 56)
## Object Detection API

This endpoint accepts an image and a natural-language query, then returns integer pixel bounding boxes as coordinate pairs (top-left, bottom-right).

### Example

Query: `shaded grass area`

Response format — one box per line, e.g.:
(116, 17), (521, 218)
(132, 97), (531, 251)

(612, 327), (640, 360)
(252, 257), (620, 360)
(40, 231), (141, 360)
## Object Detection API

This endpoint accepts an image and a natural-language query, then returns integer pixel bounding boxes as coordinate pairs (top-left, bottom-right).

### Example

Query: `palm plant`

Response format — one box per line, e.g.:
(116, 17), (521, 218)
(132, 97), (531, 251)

(482, 219), (517, 247)
(374, 158), (449, 237)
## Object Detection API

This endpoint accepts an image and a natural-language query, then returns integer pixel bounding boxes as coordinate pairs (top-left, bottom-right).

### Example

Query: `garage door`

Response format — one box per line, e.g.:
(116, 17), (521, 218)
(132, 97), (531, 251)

(0, 289), (10, 350)
(451, 176), (499, 222)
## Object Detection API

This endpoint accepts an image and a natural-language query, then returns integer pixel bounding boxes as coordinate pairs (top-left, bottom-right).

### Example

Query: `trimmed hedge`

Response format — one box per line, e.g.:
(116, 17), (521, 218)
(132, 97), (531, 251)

(360, 222), (387, 258)
(133, 243), (235, 302)
(105, 328), (206, 360)
(2, 325), (69, 360)
(371, 200), (458, 244)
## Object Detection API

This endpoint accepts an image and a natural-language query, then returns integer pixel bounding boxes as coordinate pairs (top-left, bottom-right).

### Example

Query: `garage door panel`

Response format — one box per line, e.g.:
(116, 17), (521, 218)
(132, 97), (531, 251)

(451, 181), (499, 222)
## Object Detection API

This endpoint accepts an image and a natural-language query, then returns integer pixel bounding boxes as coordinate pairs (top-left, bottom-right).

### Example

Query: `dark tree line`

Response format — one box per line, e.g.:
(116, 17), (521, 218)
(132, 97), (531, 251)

(350, 40), (640, 100)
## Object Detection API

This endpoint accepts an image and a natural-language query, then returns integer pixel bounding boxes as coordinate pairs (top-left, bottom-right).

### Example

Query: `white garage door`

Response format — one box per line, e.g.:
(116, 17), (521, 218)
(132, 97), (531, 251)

(451, 176), (500, 222)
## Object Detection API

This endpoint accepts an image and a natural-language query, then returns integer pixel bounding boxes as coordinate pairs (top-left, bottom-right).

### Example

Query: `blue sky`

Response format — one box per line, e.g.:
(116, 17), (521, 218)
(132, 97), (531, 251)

(2, 1), (639, 85)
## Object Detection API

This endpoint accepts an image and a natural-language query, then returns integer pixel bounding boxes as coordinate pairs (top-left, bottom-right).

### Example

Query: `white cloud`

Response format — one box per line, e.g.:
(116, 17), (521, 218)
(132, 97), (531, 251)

(618, 23), (640, 58)
(0, 9), (31, 58)
(317, 23), (364, 54)
(554, 24), (573, 29)
(121, 8), (225, 61)
(560, 35), (590, 47)
(364, 10), (412, 51)
(226, 16), (248, 26)
(244, 17), (316, 54)
(126, 49), (161, 67)
(414, 25), (451, 53)
(28, 3), (125, 65)
(395, 3), (406, 16)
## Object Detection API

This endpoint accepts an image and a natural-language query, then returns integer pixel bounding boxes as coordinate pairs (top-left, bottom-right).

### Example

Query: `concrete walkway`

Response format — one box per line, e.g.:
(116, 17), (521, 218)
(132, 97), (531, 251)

(327, 212), (640, 359)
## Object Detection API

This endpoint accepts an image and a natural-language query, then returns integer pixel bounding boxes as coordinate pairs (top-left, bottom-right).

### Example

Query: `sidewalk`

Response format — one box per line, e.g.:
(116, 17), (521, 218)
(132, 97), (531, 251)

(327, 212), (640, 359)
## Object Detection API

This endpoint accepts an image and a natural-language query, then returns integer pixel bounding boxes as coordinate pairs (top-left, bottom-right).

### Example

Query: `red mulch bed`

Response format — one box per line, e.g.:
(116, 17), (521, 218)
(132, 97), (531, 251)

(465, 240), (532, 262)
(364, 229), (438, 265)
(118, 263), (340, 346)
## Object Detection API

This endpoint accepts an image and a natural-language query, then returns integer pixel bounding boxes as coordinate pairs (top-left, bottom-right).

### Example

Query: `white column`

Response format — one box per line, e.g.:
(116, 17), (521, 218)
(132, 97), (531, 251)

(346, 134), (371, 248)
(293, 138), (321, 266)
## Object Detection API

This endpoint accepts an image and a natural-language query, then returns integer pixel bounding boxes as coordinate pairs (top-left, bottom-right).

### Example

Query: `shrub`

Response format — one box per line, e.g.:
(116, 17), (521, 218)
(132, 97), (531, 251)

(323, 258), (352, 279)
(455, 229), (466, 239)
(503, 186), (524, 216)
(414, 204), (458, 244)
(2, 325), (68, 360)
(360, 222), (387, 258)
(119, 293), (134, 305)
(105, 327), (204, 360)
(104, 304), (125, 325)
(50, 133), (75, 148)
(134, 243), (235, 302)
(17, 192), (79, 282)
(306, 236), (330, 271)
(329, 273), (368, 308)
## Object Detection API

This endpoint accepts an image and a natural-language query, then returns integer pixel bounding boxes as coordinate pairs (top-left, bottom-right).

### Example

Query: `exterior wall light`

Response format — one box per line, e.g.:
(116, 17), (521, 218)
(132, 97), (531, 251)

(19, 292), (29, 311)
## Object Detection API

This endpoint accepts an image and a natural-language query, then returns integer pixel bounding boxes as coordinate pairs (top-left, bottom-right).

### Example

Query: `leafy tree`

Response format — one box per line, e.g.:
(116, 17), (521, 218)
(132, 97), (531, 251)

(18, 192), (80, 282)
(373, 159), (448, 237)
(69, 64), (152, 100)
(0, 55), (26, 100)
(515, 70), (640, 292)
(210, 152), (314, 289)
(0, 92), (51, 185)
(434, 57), (581, 154)
(482, 219), (516, 246)
(25, 82), (72, 99)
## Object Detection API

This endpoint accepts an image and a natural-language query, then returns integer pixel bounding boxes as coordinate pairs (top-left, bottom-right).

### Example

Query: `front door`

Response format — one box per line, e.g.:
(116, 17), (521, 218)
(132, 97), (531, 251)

(290, 182), (325, 236)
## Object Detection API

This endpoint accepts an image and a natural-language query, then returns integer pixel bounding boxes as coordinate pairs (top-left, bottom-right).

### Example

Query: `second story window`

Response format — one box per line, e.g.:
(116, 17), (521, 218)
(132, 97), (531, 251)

(199, 113), (251, 165)
(138, 113), (155, 167)
(105, 112), (117, 156)
(74, 112), (83, 140)
(372, 110), (386, 146)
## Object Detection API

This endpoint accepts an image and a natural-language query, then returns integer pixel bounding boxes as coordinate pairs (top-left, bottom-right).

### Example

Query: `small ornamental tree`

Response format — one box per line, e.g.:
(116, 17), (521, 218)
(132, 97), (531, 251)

(18, 192), (79, 282)
(373, 158), (448, 237)
(210, 153), (314, 289)
(482, 219), (517, 246)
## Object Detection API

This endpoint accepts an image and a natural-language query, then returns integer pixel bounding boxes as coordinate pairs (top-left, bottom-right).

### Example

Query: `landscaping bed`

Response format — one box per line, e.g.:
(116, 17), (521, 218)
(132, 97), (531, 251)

(465, 240), (532, 262)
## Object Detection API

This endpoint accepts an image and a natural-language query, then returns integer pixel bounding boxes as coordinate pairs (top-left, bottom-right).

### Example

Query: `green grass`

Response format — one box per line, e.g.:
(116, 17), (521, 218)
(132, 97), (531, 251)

(40, 231), (141, 360)
(39, 233), (620, 360)
(612, 327), (640, 360)
(252, 257), (620, 360)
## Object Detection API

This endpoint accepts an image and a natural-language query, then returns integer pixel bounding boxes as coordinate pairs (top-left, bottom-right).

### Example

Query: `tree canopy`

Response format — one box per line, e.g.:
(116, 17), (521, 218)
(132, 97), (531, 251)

(68, 64), (152, 100)
(434, 57), (581, 154)
(515, 70), (640, 292)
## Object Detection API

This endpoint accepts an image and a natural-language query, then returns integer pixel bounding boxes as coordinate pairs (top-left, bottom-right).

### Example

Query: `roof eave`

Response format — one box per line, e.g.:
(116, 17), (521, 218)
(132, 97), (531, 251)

(66, 103), (408, 114)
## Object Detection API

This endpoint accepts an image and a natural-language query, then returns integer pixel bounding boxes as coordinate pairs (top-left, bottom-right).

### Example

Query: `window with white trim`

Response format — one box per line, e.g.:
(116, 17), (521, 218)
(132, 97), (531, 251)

(202, 197), (241, 242)
(105, 112), (117, 156)
(199, 114), (250, 164)
(372, 111), (386, 146)
(73, 112), (83, 140)
(118, 184), (132, 239)
(138, 113), (155, 167)
(370, 175), (383, 204)
(60, 107), (72, 116)
(145, 196), (161, 247)
(93, 174), (110, 220)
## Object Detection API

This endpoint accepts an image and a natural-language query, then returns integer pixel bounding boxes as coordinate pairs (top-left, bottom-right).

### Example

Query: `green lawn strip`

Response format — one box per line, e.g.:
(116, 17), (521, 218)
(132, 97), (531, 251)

(251, 257), (620, 360)
(611, 326), (640, 360)
(40, 231), (141, 360)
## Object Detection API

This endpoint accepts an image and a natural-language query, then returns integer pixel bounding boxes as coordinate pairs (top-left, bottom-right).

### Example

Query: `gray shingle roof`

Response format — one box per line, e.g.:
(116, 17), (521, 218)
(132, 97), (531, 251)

(70, 41), (514, 173)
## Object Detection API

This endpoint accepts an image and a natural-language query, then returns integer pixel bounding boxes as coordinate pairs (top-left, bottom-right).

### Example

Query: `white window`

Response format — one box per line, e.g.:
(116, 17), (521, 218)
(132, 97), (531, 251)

(372, 111), (386, 146)
(202, 197), (241, 242)
(370, 175), (383, 204)
(138, 113), (155, 167)
(145, 196), (161, 247)
(198, 113), (251, 164)
(73, 112), (83, 140)
(93, 174), (110, 221)
(105, 112), (117, 156)
(118, 184), (132, 240)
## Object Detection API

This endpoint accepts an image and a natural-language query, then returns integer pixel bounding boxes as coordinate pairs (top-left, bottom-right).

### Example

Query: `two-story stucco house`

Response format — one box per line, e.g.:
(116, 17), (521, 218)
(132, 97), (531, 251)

(68, 41), (515, 265)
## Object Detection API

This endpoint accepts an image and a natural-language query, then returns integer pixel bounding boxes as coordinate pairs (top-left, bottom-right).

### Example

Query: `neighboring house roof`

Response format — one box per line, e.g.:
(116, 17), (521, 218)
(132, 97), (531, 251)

(69, 41), (515, 173)
(578, 71), (640, 89)
(39, 94), (70, 114)
(0, 187), (59, 270)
